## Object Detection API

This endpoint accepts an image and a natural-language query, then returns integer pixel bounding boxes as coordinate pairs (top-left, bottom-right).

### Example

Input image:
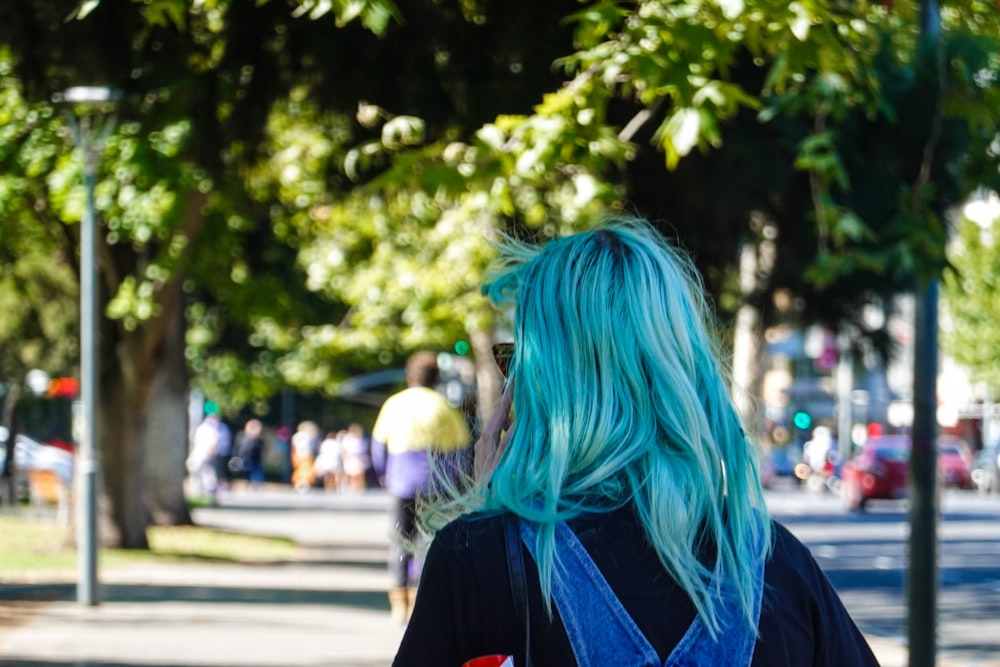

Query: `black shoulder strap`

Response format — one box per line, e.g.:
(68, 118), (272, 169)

(503, 514), (533, 667)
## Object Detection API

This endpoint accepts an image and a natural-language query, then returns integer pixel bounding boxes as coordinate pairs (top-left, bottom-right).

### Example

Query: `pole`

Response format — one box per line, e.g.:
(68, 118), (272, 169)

(907, 0), (941, 664)
(836, 332), (853, 464)
(77, 131), (100, 607)
(55, 87), (119, 607)
(908, 282), (938, 667)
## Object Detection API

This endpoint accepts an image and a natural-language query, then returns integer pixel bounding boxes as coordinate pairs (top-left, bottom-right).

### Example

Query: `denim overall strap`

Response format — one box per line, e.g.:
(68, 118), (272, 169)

(663, 512), (767, 667)
(519, 520), (661, 667)
(519, 513), (767, 667)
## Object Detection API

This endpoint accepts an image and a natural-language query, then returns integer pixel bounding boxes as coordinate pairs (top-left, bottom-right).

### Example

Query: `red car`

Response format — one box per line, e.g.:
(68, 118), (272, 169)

(841, 435), (910, 511)
(841, 434), (976, 510)
(937, 436), (974, 489)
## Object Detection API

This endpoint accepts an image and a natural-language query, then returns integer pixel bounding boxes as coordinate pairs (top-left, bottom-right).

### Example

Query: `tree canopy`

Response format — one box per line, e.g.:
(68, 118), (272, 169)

(0, 0), (997, 546)
(942, 204), (1000, 394)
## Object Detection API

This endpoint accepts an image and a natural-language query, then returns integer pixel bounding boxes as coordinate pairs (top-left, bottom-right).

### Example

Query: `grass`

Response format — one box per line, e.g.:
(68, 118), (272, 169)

(0, 513), (298, 581)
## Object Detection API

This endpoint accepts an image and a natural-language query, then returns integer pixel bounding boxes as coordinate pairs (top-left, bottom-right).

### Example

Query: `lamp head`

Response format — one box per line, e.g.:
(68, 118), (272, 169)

(52, 86), (122, 105)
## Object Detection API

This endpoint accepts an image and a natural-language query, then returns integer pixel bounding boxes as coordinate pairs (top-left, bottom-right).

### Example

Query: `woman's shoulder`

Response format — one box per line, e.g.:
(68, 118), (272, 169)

(767, 520), (819, 571)
(430, 511), (509, 553)
(763, 518), (840, 602)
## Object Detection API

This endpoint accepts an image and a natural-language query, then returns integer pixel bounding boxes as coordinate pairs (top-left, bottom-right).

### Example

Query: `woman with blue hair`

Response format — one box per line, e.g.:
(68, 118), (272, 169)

(394, 218), (878, 666)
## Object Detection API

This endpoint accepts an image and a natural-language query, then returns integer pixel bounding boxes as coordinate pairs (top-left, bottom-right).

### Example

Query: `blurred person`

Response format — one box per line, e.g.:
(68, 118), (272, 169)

(315, 430), (344, 492)
(371, 350), (471, 623)
(233, 419), (266, 490)
(803, 425), (835, 474)
(394, 218), (878, 666)
(291, 420), (320, 492)
(340, 423), (371, 493)
(186, 412), (222, 503)
(275, 425), (293, 484)
(212, 412), (233, 492)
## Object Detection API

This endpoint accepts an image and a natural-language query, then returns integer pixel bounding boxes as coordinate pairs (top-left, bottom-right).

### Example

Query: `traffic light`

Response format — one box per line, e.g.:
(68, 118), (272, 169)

(792, 410), (813, 431)
(453, 340), (470, 355)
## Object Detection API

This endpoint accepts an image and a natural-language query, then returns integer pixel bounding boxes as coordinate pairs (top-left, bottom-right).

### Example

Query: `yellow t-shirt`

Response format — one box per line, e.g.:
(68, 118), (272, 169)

(372, 386), (470, 454)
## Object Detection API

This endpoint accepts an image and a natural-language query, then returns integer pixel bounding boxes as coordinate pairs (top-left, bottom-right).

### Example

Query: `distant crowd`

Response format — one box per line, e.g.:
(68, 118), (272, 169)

(185, 410), (382, 503)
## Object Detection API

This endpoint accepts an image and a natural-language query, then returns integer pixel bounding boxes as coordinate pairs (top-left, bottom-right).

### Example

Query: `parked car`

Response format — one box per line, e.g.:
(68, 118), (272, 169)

(937, 436), (974, 489)
(971, 441), (1000, 494)
(841, 434), (910, 511)
(841, 434), (977, 511)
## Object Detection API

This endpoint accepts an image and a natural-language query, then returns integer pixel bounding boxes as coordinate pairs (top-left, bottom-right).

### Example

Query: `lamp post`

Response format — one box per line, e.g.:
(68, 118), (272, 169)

(53, 85), (121, 607)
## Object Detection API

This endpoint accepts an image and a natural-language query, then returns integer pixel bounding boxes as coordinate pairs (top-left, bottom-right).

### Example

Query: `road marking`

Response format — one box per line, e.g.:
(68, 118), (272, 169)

(874, 556), (896, 570)
(815, 545), (839, 559)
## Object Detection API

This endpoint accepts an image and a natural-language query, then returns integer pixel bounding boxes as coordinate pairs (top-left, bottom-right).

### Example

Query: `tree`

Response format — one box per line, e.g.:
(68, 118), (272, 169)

(0, 0), (588, 545)
(306, 0), (999, 428)
(2, 0), (997, 549)
(942, 209), (1000, 394)
(0, 61), (80, 502)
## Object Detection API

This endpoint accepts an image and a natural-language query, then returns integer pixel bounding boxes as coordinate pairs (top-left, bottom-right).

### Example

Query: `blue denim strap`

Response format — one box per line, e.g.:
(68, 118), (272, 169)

(520, 520), (661, 667)
(663, 535), (765, 667)
(519, 513), (766, 667)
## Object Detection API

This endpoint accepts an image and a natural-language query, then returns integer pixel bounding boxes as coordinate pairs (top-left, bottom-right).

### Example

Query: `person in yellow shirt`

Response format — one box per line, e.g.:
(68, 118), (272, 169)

(371, 350), (471, 622)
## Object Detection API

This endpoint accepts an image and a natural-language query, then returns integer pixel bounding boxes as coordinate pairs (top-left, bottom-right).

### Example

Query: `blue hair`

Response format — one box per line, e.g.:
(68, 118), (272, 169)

(435, 216), (771, 637)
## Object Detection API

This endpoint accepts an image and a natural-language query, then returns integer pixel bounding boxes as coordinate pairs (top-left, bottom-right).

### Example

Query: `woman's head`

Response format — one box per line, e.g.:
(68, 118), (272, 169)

(480, 216), (770, 634)
(484, 218), (752, 511)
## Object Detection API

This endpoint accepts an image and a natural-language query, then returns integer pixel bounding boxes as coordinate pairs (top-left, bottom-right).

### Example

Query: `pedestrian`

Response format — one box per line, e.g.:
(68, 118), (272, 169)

(340, 423), (371, 493)
(291, 420), (320, 492)
(186, 411), (222, 503)
(394, 218), (879, 666)
(233, 418), (267, 490)
(275, 425), (293, 484)
(371, 350), (471, 624)
(315, 430), (344, 492)
(212, 411), (233, 492)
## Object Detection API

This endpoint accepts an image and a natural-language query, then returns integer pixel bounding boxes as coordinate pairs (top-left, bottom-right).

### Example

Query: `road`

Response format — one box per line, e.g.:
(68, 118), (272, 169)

(765, 483), (1000, 664)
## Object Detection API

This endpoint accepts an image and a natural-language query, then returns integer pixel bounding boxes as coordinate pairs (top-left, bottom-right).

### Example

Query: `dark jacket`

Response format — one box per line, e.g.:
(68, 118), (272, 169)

(394, 506), (880, 666)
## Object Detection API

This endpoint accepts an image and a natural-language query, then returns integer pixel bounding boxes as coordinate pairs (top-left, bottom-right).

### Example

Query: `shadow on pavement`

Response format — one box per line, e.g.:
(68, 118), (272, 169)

(0, 582), (389, 613)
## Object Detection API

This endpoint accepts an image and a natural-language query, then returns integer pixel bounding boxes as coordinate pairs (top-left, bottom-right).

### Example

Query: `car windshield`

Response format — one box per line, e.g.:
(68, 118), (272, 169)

(874, 447), (909, 462)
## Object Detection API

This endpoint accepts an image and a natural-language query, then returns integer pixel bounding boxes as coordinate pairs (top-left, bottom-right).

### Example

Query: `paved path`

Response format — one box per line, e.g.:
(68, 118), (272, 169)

(1, 488), (404, 666)
(0, 486), (996, 666)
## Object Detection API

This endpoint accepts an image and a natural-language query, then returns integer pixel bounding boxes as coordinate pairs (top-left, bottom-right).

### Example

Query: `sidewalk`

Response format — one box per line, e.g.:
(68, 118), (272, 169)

(0, 487), (991, 667)
(1, 489), (405, 666)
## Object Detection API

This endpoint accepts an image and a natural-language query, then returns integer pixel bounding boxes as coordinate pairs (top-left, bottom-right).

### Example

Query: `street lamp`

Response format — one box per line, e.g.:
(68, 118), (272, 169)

(53, 85), (121, 607)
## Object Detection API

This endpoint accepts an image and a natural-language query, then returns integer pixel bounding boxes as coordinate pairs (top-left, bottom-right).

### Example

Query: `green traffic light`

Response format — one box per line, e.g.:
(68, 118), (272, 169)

(792, 411), (812, 430)
(453, 340), (470, 355)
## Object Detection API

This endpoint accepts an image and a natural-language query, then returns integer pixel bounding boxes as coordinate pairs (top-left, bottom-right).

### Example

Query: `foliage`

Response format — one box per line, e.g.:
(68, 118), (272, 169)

(1, 0), (997, 401)
(0, 57), (80, 393)
(942, 210), (1000, 394)
(1, 0), (998, 543)
(277, 0), (998, 371)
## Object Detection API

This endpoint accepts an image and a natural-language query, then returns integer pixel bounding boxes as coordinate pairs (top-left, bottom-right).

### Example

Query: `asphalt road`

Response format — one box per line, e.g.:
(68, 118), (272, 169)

(765, 483), (1000, 664)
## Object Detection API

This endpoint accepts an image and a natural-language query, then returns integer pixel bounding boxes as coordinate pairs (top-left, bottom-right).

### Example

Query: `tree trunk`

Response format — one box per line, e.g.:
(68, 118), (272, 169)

(0, 381), (22, 505)
(143, 281), (192, 526)
(98, 342), (151, 548)
(470, 327), (502, 431)
(95, 189), (206, 548)
(731, 213), (776, 437)
(731, 243), (763, 429)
